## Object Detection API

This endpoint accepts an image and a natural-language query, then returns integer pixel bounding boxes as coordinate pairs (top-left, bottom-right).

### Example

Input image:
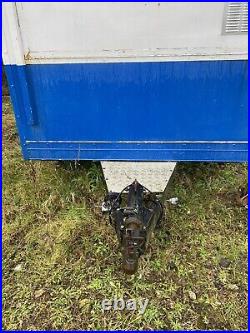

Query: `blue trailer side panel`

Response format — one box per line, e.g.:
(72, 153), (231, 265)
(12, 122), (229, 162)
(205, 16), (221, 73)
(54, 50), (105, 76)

(5, 60), (248, 161)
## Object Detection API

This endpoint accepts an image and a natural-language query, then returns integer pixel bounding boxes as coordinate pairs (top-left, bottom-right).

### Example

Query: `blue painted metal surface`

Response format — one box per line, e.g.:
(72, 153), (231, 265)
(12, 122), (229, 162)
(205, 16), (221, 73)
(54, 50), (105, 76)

(5, 60), (248, 161)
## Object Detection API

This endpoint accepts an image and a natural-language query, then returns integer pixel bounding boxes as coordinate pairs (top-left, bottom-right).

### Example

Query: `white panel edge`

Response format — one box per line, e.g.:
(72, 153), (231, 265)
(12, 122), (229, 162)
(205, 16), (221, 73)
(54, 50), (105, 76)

(2, 2), (25, 66)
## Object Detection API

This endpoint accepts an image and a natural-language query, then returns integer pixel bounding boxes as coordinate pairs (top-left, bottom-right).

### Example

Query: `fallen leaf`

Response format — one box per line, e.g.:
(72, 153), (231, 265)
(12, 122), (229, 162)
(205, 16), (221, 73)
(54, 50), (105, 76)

(34, 289), (45, 298)
(227, 284), (239, 291)
(14, 264), (22, 272)
(188, 291), (197, 300)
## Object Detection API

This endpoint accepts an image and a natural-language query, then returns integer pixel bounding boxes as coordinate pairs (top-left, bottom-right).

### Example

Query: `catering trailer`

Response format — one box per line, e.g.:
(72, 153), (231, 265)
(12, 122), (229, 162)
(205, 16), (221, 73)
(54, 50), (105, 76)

(3, 2), (248, 273)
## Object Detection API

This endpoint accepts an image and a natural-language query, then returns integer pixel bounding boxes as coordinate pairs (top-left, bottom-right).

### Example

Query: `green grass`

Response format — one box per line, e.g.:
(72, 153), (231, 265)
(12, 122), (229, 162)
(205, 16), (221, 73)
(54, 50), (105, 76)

(2, 97), (248, 330)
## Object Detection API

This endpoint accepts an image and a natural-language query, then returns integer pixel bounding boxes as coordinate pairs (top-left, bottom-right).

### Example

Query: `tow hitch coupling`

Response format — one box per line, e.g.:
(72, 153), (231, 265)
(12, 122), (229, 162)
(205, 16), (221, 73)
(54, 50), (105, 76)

(102, 180), (163, 274)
